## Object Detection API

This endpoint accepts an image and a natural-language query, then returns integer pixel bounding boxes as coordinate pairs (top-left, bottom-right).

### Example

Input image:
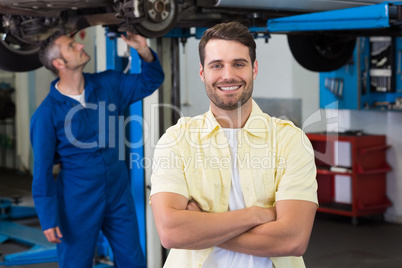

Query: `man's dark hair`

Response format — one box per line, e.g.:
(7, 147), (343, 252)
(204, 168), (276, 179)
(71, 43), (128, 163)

(198, 21), (256, 68)
(39, 31), (66, 75)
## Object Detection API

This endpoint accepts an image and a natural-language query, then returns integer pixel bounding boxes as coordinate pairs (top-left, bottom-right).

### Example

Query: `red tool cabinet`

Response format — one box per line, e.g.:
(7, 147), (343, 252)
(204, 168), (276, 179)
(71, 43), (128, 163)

(306, 132), (392, 225)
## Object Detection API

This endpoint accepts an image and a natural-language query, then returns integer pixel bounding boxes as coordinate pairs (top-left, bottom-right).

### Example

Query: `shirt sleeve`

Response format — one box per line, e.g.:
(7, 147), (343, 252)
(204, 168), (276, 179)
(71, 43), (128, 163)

(30, 103), (60, 231)
(275, 128), (318, 205)
(116, 49), (164, 110)
(150, 131), (189, 201)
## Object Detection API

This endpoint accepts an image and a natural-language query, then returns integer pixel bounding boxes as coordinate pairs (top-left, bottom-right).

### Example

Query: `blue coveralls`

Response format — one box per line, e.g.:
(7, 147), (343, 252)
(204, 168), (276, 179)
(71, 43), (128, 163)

(30, 51), (164, 268)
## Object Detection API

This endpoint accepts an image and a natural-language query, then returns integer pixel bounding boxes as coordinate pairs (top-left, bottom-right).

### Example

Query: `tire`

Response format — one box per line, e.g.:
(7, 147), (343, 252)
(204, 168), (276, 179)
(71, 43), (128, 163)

(287, 34), (356, 72)
(134, 0), (178, 37)
(0, 37), (42, 72)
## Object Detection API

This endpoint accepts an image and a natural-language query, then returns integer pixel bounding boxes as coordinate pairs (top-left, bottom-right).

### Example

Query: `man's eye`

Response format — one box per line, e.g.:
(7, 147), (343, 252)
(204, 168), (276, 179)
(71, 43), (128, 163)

(234, 63), (245, 67)
(211, 64), (222, 69)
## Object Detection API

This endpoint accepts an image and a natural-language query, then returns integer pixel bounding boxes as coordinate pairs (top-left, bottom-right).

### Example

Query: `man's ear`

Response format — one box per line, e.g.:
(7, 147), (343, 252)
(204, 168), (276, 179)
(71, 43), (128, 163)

(199, 63), (205, 82)
(253, 60), (258, 80)
(52, 58), (65, 71)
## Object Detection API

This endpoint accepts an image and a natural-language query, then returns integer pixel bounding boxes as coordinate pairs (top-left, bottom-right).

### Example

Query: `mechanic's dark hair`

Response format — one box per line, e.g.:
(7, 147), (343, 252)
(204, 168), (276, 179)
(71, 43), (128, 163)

(199, 21), (256, 68)
(39, 31), (66, 75)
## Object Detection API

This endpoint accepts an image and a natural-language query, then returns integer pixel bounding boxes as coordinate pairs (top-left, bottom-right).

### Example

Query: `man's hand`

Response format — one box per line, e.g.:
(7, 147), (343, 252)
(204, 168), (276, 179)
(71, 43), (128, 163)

(219, 200), (317, 257)
(43, 227), (63, 243)
(121, 31), (154, 62)
(186, 200), (203, 212)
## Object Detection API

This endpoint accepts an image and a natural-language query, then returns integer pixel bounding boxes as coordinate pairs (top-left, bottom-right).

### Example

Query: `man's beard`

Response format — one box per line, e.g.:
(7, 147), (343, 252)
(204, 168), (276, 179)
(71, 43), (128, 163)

(206, 80), (253, 111)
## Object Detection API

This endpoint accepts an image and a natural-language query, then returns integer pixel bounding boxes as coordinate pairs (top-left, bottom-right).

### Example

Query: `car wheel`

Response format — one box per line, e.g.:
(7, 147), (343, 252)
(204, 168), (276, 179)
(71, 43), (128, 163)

(0, 34), (42, 72)
(134, 0), (178, 37)
(287, 34), (356, 72)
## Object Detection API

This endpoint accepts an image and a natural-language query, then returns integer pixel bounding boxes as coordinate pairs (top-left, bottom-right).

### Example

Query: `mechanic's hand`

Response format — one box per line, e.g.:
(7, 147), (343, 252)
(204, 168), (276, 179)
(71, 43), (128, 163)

(186, 200), (203, 212)
(121, 31), (154, 62)
(43, 226), (63, 243)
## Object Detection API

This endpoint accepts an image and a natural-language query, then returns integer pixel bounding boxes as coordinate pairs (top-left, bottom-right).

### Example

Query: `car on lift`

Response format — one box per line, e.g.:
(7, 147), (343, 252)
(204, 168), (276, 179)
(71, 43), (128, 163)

(0, 0), (398, 72)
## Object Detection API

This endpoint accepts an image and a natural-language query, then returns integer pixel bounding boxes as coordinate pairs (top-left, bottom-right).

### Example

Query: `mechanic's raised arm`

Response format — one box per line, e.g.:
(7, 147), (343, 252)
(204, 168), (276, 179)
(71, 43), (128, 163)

(120, 31), (154, 62)
(219, 199), (317, 257)
(150, 192), (276, 250)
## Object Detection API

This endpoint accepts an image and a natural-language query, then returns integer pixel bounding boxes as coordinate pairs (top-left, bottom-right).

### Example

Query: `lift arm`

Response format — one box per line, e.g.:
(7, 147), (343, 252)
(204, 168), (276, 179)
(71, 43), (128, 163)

(267, 1), (402, 32)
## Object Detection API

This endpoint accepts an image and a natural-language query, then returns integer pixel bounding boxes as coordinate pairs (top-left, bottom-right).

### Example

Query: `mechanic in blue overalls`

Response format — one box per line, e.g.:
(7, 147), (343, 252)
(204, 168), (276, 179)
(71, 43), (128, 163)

(30, 31), (164, 267)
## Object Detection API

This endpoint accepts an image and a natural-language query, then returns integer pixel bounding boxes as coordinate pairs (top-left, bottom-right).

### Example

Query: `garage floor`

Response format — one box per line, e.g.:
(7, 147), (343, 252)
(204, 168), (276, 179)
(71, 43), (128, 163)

(304, 214), (402, 268)
(1, 168), (402, 268)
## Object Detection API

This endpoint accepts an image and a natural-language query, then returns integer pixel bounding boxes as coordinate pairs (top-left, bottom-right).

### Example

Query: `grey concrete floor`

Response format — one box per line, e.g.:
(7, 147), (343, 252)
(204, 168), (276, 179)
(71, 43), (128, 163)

(1, 169), (402, 267)
(304, 213), (402, 268)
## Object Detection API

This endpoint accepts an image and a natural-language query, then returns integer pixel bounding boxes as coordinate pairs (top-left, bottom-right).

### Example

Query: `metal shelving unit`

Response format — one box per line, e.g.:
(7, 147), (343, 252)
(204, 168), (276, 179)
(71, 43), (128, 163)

(307, 132), (392, 225)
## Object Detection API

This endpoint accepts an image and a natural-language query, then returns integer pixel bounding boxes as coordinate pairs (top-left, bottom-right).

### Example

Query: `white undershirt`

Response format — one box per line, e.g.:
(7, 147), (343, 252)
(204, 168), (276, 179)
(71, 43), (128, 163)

(202, 128), (273, 268)
(55, 82), (86, 107)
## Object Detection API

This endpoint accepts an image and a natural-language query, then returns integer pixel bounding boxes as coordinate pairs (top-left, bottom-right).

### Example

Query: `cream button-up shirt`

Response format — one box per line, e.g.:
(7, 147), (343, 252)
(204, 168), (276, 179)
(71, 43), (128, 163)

(151, 100), (318, 268)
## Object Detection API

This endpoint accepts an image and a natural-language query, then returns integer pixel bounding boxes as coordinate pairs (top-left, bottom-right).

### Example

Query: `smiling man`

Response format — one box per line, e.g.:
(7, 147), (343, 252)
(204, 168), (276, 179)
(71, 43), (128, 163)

(150, 21), (318, 268)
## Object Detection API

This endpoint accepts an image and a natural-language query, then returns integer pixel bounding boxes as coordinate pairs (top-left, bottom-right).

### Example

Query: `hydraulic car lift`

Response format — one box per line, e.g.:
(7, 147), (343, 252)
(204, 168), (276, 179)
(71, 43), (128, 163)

(0, 196), (57, 265)
(266, 1), (402, 33)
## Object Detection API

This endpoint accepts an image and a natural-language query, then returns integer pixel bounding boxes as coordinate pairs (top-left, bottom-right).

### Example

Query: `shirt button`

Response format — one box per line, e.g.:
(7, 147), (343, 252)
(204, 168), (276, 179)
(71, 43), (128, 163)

(194, 171), (199, 175)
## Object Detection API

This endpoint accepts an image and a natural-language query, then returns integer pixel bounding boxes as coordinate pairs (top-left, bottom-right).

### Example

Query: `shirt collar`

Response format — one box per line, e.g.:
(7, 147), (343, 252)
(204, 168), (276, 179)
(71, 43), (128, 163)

(49, 73), (95, 102)
(243, 99), (271, 138)
(200, 109), (221, 139)
(200, 99), (270, 139)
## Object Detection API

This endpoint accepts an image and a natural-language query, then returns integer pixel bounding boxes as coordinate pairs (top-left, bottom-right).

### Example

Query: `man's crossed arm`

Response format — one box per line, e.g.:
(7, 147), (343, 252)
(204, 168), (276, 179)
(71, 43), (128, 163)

(151, 192), (316, 257)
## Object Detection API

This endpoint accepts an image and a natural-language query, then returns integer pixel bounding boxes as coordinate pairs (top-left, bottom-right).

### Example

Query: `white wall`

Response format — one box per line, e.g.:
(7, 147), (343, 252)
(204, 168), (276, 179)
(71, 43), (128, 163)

(253, 37), (294, 99)
(179, 38), (209, 116)
(178, 34), (402, 224)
